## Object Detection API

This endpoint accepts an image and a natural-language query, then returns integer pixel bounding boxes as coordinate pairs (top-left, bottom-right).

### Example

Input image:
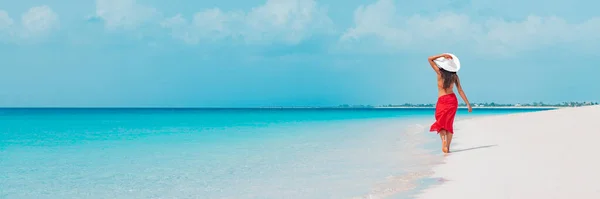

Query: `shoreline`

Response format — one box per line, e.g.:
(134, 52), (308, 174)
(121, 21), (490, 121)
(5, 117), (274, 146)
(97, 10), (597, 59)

(414, 105), (600, 199)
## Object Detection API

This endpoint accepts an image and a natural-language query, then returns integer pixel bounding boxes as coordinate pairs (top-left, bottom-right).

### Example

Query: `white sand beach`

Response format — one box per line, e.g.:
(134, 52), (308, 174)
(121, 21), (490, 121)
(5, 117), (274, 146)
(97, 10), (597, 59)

(416, 105), (600, 199)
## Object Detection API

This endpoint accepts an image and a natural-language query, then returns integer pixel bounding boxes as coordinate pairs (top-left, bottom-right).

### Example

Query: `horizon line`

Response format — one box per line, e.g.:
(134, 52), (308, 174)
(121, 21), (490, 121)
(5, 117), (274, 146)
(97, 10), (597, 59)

(0, 106), (565, 109)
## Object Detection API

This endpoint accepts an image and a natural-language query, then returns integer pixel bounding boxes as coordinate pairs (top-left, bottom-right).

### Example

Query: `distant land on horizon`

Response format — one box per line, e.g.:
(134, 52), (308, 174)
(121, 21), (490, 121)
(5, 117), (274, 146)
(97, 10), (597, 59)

(336, 101), (598, 108)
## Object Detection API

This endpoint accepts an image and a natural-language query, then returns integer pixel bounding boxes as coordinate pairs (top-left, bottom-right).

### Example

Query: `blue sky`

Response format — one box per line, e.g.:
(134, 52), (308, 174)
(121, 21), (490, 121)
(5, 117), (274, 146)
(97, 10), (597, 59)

(0, 0), (597, 107)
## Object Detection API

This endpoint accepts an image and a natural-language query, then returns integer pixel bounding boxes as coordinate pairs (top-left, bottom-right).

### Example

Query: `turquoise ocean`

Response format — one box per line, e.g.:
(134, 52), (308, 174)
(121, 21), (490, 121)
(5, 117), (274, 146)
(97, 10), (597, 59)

(0, 108), (550, 199)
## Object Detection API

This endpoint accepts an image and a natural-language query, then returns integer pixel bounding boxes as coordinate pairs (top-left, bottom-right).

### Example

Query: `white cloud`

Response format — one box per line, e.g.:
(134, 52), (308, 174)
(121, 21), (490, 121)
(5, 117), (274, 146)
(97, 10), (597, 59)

(0, 10), (14, 42)
(0, 10), (14, 30)
(161, 9), (243, 44)
(340, 0), (600, 55)
(242, 0), (334, 44)
(93, 0), (159, 30)
(0, 6), (59, 43)
(161, 0), (334, 45)
(20, 6), (60, 37)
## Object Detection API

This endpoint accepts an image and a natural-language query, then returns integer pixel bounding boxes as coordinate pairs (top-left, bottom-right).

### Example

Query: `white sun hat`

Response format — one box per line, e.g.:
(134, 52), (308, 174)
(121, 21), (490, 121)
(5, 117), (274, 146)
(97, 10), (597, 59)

(433, 53), (460, 72)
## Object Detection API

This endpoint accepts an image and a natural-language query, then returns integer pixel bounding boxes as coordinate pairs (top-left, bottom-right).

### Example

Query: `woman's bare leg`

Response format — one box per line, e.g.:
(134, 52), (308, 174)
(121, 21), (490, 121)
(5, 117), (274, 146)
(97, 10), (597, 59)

(446, 132), (453, 153)
(439, 130), (448, 153)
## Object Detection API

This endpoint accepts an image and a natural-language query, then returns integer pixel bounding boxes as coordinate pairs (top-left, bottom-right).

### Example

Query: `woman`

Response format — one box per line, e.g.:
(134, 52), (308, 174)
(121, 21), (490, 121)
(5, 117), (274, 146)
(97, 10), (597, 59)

(427, 53), (472, 153)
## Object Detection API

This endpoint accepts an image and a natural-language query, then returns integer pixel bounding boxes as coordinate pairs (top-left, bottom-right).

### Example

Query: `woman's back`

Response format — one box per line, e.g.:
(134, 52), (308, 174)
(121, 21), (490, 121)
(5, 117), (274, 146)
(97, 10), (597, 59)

(437, 69), (456, 97)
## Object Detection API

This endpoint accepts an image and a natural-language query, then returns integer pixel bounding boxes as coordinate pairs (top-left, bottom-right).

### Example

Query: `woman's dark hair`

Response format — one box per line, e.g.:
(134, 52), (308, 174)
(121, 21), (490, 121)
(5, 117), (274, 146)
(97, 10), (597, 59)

(440, 68), (457, 89)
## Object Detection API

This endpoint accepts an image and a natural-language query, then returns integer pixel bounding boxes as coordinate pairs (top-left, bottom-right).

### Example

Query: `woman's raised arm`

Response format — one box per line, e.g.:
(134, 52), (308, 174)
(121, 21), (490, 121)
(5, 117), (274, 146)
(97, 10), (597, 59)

(427, 54), (452, 74)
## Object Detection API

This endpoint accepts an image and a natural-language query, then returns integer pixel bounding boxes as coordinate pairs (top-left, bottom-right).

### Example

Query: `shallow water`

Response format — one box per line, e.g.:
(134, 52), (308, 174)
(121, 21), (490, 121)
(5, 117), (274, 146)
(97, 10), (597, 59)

(0, 108), (548, 199)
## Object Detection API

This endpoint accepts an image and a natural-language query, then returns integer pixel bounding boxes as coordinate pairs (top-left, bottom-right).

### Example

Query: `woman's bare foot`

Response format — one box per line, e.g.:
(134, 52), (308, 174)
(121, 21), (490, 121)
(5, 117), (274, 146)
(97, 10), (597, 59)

(442, 140), (448, 153)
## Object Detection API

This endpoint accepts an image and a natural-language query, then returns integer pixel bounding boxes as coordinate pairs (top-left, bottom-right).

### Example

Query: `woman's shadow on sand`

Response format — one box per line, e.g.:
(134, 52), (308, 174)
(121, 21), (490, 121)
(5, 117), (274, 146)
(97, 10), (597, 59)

(451, 145), (498, 153)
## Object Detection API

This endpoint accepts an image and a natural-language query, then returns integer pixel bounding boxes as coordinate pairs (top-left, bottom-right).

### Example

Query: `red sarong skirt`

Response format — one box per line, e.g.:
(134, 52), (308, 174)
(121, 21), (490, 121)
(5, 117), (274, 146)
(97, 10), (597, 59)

(430, 93), (459, 134)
